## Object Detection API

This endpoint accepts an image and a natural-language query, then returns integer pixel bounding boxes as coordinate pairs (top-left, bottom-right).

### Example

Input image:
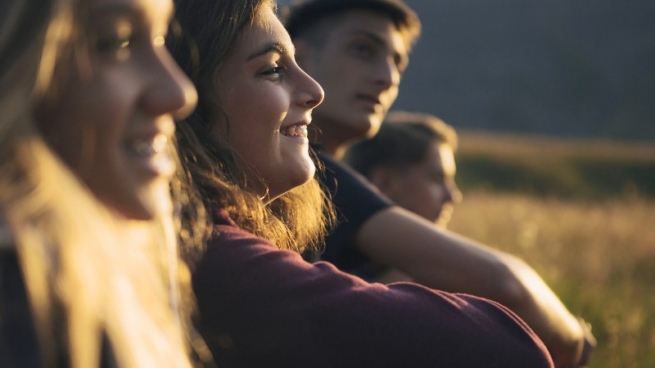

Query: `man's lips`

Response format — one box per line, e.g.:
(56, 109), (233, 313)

(356, 93), (382, 105)
(355, 93), (386, 113)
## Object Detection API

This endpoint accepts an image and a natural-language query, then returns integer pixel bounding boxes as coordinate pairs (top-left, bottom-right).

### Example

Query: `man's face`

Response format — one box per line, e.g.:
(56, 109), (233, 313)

(297, 10), (408, 149)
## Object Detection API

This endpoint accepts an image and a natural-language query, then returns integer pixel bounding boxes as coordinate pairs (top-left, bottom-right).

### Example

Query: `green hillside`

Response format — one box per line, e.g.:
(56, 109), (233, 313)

(456, 131), (655, 199)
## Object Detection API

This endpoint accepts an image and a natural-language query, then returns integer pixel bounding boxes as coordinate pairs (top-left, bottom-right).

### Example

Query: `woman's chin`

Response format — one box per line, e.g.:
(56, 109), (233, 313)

(293, 159), (316, 188)
(101, 181), (171, 221)
(267, 168), (315, 200)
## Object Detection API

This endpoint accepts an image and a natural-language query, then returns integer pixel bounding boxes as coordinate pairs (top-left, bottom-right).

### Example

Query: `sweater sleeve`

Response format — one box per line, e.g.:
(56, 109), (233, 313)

(193, 223), (554, 368)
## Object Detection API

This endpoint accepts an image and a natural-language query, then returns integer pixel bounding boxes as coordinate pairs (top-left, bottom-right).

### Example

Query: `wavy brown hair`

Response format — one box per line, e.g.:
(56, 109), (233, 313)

(169, 0), (335, 253)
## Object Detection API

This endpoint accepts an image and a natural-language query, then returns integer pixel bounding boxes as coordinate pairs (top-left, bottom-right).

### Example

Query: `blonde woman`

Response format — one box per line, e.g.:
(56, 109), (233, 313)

(0, 0), (199, 366)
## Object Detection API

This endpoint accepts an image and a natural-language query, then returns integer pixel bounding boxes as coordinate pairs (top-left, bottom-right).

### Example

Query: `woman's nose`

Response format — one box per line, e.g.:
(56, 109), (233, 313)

(295, 66), (324, 109)
(141, 45), (198, 119)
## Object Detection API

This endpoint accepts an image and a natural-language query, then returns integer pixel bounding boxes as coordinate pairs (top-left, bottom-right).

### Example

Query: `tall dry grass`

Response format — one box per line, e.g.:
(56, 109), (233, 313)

(449, 191), (655, 367)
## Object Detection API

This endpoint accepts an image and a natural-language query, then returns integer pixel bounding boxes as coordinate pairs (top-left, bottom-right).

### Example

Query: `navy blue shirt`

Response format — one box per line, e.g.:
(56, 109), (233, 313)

(0, 249), (42, 368)
(0, 247), (115, 368)
(315, 149), (393, 271)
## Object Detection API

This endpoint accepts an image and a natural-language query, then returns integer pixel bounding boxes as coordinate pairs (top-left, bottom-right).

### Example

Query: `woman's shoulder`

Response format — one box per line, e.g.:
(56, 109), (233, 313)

(204, 209), (280, 263)
(211, 209), (265, 241)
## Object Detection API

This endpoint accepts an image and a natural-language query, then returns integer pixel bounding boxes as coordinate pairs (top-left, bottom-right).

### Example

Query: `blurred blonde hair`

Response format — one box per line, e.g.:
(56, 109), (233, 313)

(0, 0), (193, 366)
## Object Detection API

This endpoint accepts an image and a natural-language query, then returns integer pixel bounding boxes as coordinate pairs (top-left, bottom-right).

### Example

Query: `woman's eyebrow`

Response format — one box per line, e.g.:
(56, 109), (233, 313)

(89, 3), (137, 18)
(247, 42), (293, 61)
(88, 1), (173, 25)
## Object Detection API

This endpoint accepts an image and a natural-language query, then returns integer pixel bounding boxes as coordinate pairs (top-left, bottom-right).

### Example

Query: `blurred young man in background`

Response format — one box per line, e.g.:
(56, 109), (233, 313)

(285, 1), (595, 366)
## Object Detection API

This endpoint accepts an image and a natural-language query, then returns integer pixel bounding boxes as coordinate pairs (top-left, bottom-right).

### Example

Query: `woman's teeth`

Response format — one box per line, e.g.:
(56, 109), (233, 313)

(280, 124), (308, 138)
(130, 135), (168, 157)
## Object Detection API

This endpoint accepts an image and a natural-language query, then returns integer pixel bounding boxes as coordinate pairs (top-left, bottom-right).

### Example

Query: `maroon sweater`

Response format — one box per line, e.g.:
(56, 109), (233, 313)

(192, 211), (554, 368)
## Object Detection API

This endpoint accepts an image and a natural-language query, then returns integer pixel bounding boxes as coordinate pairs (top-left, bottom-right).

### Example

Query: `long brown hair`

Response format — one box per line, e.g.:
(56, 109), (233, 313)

(0, 0), (194, 366)
(170, 0), (335, 253)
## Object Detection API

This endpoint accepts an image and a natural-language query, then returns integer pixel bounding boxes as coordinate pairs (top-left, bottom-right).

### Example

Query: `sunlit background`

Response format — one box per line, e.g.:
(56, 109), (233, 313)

(280, 0), (655, 366)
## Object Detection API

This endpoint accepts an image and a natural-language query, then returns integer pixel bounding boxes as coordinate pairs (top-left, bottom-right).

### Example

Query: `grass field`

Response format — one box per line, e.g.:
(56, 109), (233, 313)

(456, 131), (655, 199)
(449, 132), (655, 367)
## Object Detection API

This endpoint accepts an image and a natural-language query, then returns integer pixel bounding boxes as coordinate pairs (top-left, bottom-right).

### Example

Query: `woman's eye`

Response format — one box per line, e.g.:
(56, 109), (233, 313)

(261, 64), (286, 78)
(93, 21), (134, 59)
(93, 33), (133, 63)
(96, 36), (131, 53)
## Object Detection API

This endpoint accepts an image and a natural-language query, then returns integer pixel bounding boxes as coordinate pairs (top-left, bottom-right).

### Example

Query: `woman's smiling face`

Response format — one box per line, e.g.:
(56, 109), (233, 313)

(214, 5), (324, 200)
(36, 0), (197, 219)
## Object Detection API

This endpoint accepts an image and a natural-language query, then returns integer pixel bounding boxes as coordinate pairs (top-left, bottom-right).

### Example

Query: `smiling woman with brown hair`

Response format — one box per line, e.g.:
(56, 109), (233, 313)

(0, 0), (199, 366)
(169, 0), (553, 367)
(170, 0), (334, 254)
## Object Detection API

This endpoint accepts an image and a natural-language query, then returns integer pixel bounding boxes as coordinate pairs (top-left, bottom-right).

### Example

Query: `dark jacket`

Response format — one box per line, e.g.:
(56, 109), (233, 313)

(0, 239), (115, 368)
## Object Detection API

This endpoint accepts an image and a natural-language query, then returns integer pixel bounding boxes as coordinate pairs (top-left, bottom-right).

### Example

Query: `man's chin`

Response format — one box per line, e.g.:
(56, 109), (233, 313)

(347, 118), (375, 140)
(345, 111), (383, 138)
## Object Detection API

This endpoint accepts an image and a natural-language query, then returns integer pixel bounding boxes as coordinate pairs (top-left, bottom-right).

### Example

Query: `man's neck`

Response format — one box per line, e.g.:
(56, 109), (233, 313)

(312, 118), (353, 160)
(315, 140), (348, 159)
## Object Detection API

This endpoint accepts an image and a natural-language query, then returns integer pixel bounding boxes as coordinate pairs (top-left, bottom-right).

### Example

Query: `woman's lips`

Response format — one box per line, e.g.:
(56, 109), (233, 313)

(124, 134), (175, 178)
(130, 134), (169, 157)
(280, 124), (309, 138)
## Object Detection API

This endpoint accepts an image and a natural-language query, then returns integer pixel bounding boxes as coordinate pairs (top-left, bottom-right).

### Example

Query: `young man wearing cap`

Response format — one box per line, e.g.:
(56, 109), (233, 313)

(285, 1), (594, 366)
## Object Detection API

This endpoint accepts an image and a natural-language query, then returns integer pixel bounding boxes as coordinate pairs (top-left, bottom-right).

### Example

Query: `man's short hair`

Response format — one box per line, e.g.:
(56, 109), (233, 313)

(344, 111), (458, 178)
(283, 0), (421, 50)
